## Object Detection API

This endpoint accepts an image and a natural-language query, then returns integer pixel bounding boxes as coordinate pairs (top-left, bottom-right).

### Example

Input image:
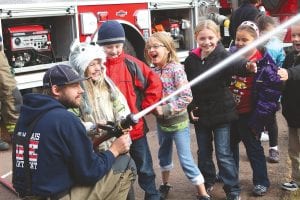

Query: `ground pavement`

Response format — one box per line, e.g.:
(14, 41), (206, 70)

(0, 110), (298, 200)
(134, 111), (297, 200)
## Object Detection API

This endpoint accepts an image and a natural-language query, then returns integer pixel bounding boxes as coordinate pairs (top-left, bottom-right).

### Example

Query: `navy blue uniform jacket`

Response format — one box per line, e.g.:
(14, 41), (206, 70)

(13, 93), (115, 197)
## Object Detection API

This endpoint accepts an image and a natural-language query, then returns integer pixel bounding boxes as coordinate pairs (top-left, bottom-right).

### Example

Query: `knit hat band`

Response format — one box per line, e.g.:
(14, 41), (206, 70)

(97, 37), (125, 45)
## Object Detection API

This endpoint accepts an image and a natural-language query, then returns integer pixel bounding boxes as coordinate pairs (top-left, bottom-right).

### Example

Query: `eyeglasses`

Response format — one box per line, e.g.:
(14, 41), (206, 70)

(146, 44), (165, 50)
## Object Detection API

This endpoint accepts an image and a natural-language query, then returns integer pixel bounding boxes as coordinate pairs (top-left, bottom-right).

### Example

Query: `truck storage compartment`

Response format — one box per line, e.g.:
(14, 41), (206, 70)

(1, 15), (76, 72)
(150, 8), (194, 51)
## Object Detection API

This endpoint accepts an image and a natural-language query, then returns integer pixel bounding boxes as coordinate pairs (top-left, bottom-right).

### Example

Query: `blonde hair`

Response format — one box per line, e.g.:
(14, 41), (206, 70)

(194, 19), (220, 39)
(144, 31), (179, 64)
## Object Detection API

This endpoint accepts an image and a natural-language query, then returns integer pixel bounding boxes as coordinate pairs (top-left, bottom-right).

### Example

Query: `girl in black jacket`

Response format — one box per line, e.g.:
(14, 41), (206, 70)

(184, 19), (255, 200)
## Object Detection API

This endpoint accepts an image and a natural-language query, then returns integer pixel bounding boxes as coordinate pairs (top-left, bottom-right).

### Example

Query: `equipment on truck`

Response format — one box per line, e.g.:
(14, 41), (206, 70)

(4, 24), (54, 68)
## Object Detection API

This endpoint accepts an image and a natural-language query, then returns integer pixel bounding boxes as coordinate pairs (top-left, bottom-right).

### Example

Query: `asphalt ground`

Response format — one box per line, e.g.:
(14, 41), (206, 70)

(134, 111), (297, 200)
(0, 110), (299, 200)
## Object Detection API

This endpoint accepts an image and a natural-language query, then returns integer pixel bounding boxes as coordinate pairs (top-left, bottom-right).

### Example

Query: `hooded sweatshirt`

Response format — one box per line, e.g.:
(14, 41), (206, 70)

(13, 93), (115, 197)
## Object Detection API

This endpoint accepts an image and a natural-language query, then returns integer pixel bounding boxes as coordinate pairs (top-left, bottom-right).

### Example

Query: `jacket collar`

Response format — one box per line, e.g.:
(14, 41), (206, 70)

(190, 42), (225, 60)
(105, 51), (125, 65)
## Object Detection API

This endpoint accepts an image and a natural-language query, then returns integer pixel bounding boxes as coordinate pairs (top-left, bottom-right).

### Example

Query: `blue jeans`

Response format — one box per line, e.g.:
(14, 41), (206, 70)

(130, 136), (160, 200)
(231, 113), (270, 187)
(157, 125), (204, 185)
(195, 122), (240, 196)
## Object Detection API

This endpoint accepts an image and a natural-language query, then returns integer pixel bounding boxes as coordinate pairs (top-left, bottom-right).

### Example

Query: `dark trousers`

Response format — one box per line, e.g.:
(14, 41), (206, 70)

(231, 113), (270, 187)
(130, 136), (160, 200)
(265, 114), (278, 147)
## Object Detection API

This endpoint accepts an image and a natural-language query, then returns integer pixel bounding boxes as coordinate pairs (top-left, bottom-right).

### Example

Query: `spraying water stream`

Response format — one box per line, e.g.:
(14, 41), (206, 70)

(132, 14), (300, 122)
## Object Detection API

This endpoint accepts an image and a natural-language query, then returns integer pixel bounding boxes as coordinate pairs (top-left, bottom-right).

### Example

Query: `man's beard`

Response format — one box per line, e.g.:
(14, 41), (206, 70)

(59, 94), (80, 109)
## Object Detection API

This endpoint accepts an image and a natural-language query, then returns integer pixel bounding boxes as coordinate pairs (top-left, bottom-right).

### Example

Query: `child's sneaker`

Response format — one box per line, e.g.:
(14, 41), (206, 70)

(206, 185), (214, 194)
(253, 184), (268, 196)
(268, 149), (279, 163)
(197, 195), (211, 200)
(281, 181), (299, 191)
(159, 183), (172, 200)
(226, 194), (241, 200)
(0, 139), (9, 151)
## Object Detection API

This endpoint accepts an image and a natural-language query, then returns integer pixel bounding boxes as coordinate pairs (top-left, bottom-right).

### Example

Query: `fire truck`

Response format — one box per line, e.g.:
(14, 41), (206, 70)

(0, 0), (298, 91)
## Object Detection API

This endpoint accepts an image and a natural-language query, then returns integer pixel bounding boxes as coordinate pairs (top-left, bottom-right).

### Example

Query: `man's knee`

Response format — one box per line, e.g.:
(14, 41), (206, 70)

(112, 154), (136, 175)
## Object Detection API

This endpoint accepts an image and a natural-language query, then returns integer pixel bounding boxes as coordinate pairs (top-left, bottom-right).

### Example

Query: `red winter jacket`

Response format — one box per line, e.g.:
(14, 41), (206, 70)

(105, 51), (163, 140)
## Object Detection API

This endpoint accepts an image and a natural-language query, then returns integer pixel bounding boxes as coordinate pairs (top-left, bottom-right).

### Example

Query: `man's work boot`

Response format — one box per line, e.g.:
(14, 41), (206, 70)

(0, 139), (9, 151)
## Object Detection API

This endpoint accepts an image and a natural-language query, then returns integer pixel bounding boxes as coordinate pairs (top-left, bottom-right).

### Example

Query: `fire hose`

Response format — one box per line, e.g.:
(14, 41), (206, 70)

(93, 114), (138, 148)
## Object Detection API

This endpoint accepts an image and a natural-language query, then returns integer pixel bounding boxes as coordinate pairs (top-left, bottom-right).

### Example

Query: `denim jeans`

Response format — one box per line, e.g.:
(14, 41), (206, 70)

(195, 122), (240, 196)
(231, 113), (270, 188)
(157, 125), (204, 185)
(130, 136), (160, 200)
